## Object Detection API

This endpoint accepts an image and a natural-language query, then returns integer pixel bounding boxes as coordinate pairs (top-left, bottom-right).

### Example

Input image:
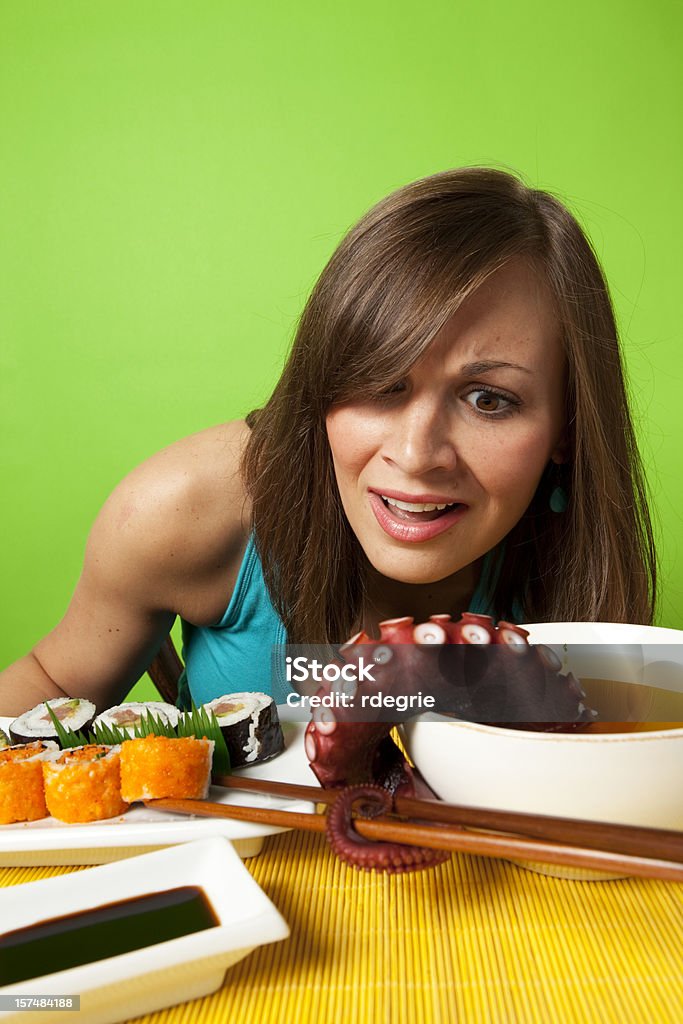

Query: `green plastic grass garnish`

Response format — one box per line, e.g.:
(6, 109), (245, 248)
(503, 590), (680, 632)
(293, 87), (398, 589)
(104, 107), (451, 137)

(46, 702), (230, 774)
(177, 704), (231, 775)
(46, 704), (90, 748)
(91, 718), (130, 745)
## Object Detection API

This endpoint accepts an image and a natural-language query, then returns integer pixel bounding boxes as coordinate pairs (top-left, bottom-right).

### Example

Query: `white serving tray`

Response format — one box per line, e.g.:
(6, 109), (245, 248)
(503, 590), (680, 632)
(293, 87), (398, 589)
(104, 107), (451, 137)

(0, 836), (289, 1023)
(0, 719), (318, 865)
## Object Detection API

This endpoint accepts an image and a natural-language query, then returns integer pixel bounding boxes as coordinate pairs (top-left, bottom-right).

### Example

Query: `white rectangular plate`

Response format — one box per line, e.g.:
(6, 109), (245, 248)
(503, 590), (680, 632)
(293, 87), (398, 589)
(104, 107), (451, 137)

(0, 718), (318, 865)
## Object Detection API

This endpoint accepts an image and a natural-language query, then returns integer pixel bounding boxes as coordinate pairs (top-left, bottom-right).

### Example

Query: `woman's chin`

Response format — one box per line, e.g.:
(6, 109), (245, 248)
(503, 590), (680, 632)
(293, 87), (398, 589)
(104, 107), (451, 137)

(365, 553), (468, 587)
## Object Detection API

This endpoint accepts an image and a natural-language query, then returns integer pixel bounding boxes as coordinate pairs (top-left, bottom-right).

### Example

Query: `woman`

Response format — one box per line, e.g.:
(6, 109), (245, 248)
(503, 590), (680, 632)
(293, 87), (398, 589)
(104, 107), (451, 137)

(0, 167), (657, 717)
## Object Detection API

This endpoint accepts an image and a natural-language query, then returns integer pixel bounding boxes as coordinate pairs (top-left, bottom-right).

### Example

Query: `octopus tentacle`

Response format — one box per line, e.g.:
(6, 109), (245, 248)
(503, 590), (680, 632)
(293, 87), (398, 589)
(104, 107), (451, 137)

(325, 784), (450, 874)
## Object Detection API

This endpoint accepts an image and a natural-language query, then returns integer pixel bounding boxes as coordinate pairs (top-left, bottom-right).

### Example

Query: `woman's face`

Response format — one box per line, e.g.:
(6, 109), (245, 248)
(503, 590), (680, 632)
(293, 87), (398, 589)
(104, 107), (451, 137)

(325, 259), (567, 586)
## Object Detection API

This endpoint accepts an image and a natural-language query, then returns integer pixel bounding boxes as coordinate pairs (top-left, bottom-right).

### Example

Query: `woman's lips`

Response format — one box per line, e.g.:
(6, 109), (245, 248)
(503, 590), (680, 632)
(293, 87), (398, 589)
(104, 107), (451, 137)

(368, 492), (468, 542)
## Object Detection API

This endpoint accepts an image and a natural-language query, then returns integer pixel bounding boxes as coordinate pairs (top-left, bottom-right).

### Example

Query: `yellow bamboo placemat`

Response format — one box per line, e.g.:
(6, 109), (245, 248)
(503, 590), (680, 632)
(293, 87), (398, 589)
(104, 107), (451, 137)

(4, 832), (683, 1024)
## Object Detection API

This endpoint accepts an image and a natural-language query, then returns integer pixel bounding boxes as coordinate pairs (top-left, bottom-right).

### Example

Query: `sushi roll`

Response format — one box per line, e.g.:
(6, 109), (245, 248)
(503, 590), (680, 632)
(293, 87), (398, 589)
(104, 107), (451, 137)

(0, 741), (59, 824)
(10, 698), (96, 746)
(120, 735), (213, 802)
(201, 692), (285, 767)
(93, 701), (180, 737)
(42, 745), (129, 823)
(0, 728), (9, 750)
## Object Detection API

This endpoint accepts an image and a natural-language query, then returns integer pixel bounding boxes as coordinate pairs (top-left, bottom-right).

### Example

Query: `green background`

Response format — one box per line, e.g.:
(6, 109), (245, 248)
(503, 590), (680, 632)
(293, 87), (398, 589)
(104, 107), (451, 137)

(1, 1), (682, 703)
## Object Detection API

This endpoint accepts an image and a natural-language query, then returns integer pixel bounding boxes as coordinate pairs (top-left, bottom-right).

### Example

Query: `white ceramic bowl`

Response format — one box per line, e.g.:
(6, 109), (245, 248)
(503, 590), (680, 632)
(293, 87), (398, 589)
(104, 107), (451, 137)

(0, 837), (289, 1023)
(403, 623), (683, 874)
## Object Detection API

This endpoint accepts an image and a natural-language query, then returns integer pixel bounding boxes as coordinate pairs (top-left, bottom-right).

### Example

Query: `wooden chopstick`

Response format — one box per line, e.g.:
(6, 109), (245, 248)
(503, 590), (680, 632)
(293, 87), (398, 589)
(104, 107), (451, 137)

(211, 772), (683, 868)
(144, 794), (683, 882)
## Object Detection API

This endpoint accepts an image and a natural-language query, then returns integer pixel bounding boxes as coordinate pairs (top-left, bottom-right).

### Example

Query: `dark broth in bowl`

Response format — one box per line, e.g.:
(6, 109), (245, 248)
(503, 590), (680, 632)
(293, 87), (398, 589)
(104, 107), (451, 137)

(580, 677), (683, 734)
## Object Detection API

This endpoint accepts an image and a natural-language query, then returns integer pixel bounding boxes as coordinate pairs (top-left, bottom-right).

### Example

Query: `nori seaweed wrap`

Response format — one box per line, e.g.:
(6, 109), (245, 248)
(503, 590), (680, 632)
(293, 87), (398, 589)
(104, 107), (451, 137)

(202, 692), (285, 767)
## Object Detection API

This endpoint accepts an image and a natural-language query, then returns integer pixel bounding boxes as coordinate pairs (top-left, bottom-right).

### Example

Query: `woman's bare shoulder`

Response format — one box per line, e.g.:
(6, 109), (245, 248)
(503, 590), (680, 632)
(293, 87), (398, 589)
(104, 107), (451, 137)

(89, 420), (253, 621)
(123, 420), (250, 519)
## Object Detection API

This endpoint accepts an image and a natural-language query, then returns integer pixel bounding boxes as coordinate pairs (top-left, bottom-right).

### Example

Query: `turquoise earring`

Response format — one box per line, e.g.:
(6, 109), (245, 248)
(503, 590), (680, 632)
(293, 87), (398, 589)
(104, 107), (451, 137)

(549, 485), (568, 514)
(548, 458), (568, 513)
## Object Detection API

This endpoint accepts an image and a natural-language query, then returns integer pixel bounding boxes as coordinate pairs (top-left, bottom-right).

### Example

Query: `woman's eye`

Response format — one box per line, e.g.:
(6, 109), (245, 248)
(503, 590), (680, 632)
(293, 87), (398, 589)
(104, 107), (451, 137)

(464, 389), (518, 415)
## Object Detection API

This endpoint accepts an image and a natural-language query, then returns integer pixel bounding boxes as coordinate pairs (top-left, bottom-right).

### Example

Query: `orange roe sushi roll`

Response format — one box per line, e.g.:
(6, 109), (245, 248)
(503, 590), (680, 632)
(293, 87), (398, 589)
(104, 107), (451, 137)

(119, 735), (213, 802)
(42, 745), (129, 823)
(0, 741), (58, 824)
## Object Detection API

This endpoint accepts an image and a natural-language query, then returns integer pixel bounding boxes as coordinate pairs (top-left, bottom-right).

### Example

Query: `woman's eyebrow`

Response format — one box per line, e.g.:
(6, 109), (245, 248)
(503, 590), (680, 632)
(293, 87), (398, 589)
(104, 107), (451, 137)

(460, 359), (533, 376)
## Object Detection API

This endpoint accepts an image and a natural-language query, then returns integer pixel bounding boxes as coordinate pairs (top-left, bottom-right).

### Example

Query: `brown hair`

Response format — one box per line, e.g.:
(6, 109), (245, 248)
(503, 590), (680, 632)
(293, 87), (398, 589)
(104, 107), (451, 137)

(242, 167), (657, 642)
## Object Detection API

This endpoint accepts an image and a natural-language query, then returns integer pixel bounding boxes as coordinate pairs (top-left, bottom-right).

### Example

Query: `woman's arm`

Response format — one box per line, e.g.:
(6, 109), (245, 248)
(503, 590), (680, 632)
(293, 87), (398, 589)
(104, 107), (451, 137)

(0, 421), (251, 717)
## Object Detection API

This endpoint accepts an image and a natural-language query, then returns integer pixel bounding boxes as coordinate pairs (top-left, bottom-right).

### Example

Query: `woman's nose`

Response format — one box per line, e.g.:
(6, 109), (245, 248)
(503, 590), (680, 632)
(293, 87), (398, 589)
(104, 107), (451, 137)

(381, 403), (458, 476)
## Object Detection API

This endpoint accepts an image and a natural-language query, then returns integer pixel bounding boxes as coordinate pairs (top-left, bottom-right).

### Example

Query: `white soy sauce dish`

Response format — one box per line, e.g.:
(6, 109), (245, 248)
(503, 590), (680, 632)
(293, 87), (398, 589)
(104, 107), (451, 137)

(0, 836), (289, 1022)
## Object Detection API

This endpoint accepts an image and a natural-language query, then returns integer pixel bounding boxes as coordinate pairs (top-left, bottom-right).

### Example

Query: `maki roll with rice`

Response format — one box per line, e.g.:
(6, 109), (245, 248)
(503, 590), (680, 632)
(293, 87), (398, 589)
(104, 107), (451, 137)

(10, 698), (96, 746)
(93, 701), (180, 737)
(202, 692), (285, 767)
(120, 735), (213, 801)
(42, 745), (129, 823)
(0, 741), (58, 824)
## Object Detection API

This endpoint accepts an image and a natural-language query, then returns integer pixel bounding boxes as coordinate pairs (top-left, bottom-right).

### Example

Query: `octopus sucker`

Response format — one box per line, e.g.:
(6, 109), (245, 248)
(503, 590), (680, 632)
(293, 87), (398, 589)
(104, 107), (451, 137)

(304, 731), (318, 762)
(312, 706), (337, 734)
(325, 785), (451, 874)
(536, 643), (562, 670)
(413, 622), (447, 644)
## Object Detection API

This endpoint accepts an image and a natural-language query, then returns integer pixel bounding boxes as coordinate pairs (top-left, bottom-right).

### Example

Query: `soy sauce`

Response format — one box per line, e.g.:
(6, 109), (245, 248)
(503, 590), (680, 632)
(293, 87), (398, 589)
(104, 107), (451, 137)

(0, 886), (219, 985)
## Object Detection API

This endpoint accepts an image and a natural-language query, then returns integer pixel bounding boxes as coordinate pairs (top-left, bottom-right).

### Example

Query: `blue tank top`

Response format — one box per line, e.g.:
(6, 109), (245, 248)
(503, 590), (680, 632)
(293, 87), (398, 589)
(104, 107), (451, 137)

(177, 534), (508, 708)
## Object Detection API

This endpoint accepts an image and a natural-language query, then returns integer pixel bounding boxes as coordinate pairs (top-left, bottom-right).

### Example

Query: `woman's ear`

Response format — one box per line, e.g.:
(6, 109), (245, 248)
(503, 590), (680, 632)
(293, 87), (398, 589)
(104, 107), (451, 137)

(550, 433), (570, 465)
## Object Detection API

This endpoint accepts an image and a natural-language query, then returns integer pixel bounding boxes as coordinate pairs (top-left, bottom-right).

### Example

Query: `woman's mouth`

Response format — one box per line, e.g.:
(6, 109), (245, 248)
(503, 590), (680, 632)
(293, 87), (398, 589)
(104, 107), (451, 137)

(368, 491), (468, 542)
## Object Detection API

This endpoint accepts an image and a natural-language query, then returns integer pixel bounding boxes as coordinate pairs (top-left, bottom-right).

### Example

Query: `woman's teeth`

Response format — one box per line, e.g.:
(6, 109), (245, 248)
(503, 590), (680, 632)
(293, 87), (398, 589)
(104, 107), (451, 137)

(379, 495), (461, 523)
(381, 496), (456, 512)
